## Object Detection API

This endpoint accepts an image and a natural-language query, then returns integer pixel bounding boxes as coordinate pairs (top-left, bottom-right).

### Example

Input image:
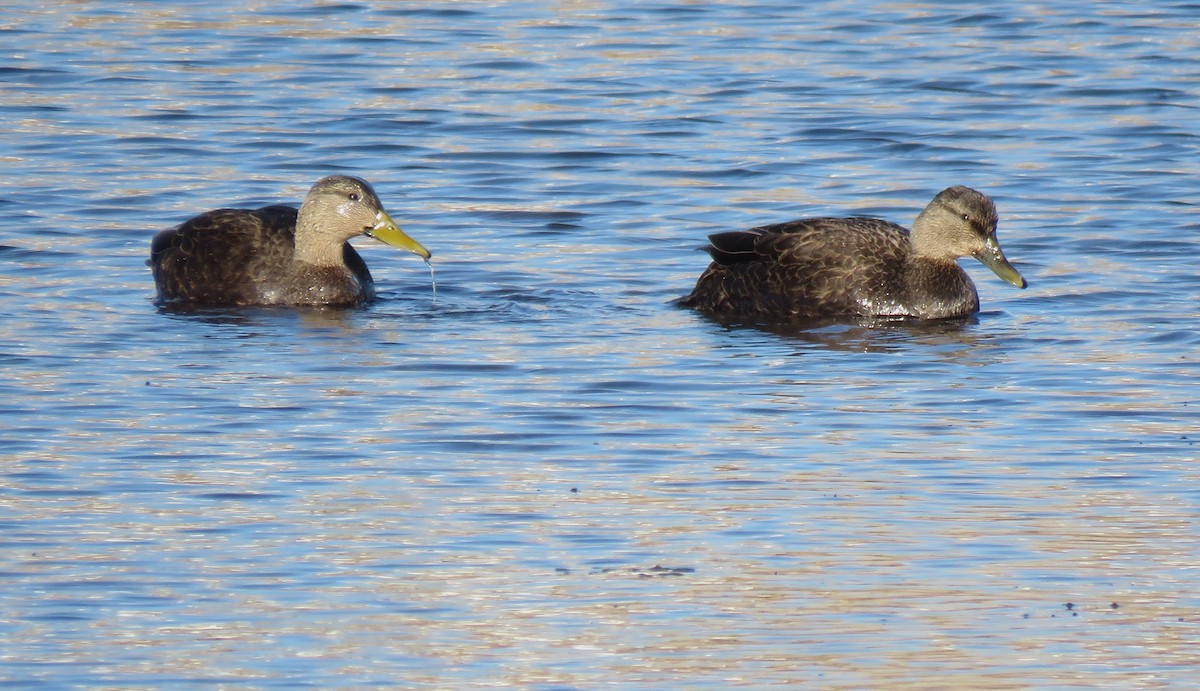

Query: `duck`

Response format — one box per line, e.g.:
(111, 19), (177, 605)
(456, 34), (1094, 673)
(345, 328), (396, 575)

(149, 175), (431, 306)
(677, 185), (1027, 321)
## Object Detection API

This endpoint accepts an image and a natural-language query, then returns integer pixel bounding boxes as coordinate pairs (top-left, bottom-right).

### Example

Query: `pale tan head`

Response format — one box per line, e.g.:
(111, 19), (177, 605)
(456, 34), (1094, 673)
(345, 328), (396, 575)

(294, 175), (431, 266)
(911, 185), (1027, 289)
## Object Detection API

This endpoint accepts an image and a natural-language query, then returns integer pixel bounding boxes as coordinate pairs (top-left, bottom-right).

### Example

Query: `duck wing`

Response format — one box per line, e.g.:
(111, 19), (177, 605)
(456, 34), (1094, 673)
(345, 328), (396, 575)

(684, 217), (911, 319)
(150, 205), (299, 304)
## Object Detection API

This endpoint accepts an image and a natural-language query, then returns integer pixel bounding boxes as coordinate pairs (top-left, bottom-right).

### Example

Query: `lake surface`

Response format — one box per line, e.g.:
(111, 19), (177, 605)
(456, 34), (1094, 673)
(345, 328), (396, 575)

(2, 1), (1199, 687)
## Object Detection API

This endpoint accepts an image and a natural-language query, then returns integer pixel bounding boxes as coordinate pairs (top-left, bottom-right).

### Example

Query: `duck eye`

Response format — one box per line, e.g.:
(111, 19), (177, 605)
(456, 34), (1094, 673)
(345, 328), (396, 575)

(348, 193), (360, 202)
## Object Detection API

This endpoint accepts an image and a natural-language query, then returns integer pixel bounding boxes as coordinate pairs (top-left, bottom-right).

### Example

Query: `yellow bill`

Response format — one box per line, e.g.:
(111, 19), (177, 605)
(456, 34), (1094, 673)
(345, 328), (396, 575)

(366, 210), (431, 260)
(974, 235), (1026, 289)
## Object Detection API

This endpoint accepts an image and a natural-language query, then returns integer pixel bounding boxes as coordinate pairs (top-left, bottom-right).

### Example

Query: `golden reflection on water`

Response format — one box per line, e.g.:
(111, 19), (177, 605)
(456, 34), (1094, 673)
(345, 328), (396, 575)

(3, 438), (1196, 687)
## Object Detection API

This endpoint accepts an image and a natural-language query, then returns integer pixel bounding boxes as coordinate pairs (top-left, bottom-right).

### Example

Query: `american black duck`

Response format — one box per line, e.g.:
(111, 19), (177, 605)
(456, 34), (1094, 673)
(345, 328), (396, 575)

(678, 185), (1027, 321)
(149, 175), (431, 306)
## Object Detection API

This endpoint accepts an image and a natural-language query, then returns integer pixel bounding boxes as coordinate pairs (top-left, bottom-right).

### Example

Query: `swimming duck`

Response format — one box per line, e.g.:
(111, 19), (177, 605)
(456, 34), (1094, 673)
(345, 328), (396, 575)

(678, 185), (1026, 321)
(149, 175), (431, 306)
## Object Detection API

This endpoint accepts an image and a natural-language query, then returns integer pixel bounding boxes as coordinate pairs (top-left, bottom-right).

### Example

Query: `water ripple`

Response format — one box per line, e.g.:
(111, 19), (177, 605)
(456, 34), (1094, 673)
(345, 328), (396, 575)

(2, 1), (1199, 687)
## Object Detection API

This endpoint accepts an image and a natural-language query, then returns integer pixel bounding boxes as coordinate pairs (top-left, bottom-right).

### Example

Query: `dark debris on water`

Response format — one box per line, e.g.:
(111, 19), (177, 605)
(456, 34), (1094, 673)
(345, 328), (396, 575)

(555, 565), (696, 578)
(1025, 601), (1125, 619)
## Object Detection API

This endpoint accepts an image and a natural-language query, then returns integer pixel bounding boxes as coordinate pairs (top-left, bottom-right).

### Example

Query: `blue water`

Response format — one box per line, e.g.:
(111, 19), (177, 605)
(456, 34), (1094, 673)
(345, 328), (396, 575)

(2, 2), (1199, 687)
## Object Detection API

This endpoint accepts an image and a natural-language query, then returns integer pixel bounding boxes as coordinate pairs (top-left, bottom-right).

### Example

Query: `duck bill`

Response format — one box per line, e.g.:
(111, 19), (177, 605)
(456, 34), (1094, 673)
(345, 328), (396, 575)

(974, 236), (1026, 289)
(366, 210), (431, 259)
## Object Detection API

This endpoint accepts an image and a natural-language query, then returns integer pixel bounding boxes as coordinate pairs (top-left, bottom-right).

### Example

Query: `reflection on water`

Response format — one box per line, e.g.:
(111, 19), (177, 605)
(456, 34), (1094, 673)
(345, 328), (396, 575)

(2, 1), (1200, 687)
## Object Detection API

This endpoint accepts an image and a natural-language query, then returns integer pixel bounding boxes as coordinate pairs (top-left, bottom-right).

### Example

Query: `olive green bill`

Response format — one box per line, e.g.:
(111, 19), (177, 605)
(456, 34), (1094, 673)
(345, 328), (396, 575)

(366, 210), (432, 259)
(974, 235), (1026, 289)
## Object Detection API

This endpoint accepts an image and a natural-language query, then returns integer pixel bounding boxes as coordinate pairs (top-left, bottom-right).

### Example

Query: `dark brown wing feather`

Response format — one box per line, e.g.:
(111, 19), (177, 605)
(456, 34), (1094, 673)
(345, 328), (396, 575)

(150, 205), (296, 304)
(681, 217), (914, 319)
(705, 230), (761, 265)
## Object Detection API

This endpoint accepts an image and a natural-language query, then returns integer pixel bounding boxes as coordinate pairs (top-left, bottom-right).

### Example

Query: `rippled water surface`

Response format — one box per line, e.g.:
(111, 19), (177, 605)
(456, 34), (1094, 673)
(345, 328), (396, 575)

(3, 1), (1199, 687)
